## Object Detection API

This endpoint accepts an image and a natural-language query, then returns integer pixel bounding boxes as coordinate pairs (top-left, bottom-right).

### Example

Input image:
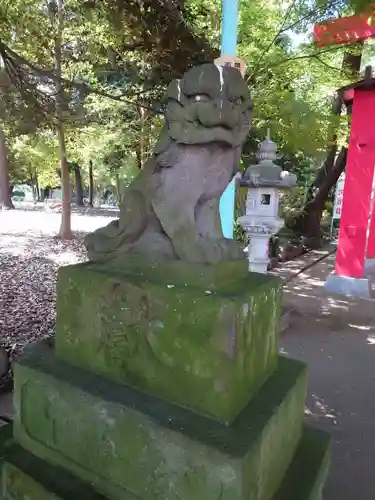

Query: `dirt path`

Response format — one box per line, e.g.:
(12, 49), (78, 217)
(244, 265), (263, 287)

(0, 207), (116, 387)
(1, 210), (374, 497)
(281, 253), (375, 499)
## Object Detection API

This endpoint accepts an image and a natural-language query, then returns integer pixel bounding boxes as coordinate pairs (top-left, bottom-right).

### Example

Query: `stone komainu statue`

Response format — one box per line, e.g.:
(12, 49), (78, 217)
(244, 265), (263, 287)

(85, 63), (252, 265)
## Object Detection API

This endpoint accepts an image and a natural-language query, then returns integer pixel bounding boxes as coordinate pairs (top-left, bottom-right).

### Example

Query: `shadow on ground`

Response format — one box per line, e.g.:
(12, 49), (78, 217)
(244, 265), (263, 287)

(283, 254), (375, 326)
(12, 201), (119, 219)
(281, 253), (375, 500)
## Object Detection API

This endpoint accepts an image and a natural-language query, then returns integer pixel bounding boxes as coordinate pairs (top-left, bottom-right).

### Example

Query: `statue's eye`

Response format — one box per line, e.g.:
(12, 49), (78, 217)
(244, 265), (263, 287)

(194, 94), (209, 102)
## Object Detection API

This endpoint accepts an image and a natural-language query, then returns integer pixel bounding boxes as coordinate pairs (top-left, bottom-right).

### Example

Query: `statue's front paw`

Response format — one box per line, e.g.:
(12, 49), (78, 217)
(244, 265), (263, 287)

(219, 238), (245, 261)
(199, 237), (245, 264)
(84, 220), (123, 260)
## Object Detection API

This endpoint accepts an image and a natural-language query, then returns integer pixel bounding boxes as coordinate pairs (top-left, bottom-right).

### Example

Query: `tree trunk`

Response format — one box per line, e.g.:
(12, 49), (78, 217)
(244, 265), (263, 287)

(88, 160), (94, 206)
(315, 94), (342, 187)
(135, 104), (151, 169)
(115, 173), (121, 204)
(0, 125), (14, 209)
(57, 124), (72, 238)
(139, 106), (146, 169)
(135, 147), (142, 169)
(74, 164), (84, 206)
(34, 168), (41, 201)
(54, 0), (73, 239)
(296, 46), (363, 241)
(299, 147), (347, 245)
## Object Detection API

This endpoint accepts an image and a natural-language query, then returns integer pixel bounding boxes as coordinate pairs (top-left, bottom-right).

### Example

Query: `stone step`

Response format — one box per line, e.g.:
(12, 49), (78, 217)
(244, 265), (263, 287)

(0, 424), (133, 500)
(13, 341), (307, 500)
(0, 424), (330, 500)
(273, 426), (331, 500)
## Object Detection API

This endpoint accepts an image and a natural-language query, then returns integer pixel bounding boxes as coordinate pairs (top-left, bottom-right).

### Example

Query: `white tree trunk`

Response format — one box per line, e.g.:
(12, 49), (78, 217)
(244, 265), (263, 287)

(54, 0), (72, 239)
(0, 125), (14, 209)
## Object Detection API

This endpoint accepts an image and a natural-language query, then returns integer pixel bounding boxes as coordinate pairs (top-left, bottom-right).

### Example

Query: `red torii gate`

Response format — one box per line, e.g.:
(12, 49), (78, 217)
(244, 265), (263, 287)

(314, 8), (375, 47)
(314, 7), (375, 297)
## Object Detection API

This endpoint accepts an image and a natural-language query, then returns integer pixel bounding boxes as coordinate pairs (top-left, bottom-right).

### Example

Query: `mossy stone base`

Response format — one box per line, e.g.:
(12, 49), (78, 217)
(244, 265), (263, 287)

(0, 424), (331, 500)
(14, 342), (306, 500)
(55, 260), (282, 423)
(0, 425), (121, 500)
(274, 426), (331, 500)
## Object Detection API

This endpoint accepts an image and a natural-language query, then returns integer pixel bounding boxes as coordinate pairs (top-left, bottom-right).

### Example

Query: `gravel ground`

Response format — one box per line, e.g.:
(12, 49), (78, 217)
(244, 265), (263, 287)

(0, 205), (117, 388)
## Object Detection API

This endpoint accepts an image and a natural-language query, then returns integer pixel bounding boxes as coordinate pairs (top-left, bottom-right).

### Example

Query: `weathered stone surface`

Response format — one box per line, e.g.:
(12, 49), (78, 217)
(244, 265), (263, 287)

(273, 426), (331, 500)
(84, 63), (252, 265)
(0, 425), (119, 500)
(14, 342), (307, 500)
(0, 347), (9, 378)
(2, 463), (61, 500)
(0, 423), (331, 500)
(55, 261), (282, 423)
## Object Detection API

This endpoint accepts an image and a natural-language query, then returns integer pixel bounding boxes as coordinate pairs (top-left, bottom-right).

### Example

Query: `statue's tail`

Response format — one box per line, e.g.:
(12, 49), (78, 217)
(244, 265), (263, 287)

(84, 191), (147, 262)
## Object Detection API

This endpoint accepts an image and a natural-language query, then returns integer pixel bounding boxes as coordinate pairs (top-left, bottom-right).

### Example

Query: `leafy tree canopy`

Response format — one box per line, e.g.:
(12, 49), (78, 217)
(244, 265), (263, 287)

(0, 0), (372, 217)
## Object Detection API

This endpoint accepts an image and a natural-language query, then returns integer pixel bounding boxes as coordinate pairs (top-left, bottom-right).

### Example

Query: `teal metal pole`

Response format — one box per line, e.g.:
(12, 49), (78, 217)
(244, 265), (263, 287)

(221, 0), (239, 54)
(219, 0), (239, 239)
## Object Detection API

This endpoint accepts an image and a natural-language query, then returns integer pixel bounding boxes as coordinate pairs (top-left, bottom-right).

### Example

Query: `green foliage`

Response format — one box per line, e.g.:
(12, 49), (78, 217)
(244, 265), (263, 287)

(11, 132), (60, 186)
(279, 186), (307, 221)
(0, 0), (369, 212)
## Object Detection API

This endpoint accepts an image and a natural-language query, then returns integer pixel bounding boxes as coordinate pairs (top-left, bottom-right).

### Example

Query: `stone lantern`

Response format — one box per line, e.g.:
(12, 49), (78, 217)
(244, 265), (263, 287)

(238, 130), (297, 273)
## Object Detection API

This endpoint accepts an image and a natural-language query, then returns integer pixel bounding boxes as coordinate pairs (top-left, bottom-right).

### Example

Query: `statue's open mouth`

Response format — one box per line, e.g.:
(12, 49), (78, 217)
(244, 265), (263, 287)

(169, 121), (240, 148)
(159, 62), (252, 151)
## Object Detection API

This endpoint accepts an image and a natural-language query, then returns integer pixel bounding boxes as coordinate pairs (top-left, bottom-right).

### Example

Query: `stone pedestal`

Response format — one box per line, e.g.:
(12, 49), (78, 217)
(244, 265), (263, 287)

(365, 258), (375, 273)
(0, 259), (330, 499)
(0, 347), (8, 379)
(324, 273), (372, 299)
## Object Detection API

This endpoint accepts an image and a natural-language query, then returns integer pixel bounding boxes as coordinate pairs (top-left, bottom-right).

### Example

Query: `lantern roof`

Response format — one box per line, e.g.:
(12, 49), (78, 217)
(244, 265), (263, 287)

(240, 130), (296, 189)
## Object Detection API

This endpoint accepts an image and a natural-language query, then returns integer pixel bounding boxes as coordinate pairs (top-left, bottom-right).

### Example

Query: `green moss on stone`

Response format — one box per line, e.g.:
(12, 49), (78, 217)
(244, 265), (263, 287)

(0, 422), (331, 500)
(272, 426), (331, 500)
(14, 342), (306, 500)
(0, 425), (120, 500)
(2, 462), (61, 500)
(55, 260), (282, 423)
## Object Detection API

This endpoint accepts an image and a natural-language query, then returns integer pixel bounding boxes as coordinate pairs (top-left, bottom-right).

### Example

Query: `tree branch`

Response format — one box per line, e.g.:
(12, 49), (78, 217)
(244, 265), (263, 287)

(279, 0), (337, 34)
(265, 43), (358, 71)
(251, 0), (299, 77)
(248, 0), (351, 80)
(0, 38), (163, 114)
(85, 86), (163, 114)
(314, 55), (345, 73)
(0, 40), (55, 79)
